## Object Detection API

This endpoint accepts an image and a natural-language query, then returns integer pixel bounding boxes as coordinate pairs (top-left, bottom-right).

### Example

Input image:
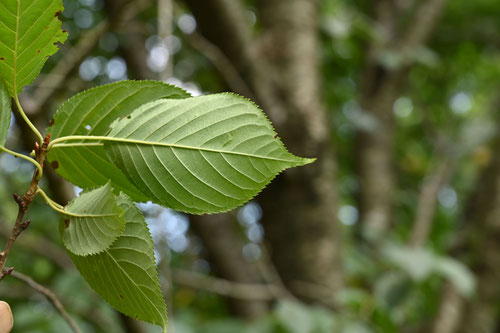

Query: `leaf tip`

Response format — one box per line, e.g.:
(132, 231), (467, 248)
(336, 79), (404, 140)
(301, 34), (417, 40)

(291, 156), (316, 167)
(303, 157), (316, 165)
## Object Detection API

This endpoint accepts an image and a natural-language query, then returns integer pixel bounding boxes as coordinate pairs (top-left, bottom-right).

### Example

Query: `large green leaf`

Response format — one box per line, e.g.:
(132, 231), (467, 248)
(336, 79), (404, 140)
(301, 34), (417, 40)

(67, 193), (167, 331)
(0, 0), (67, 96)
(0, 80), (11, 146)
(102, 94), (315, 214)
(62, 182), (126, 256)
(47, 80), (189, 202)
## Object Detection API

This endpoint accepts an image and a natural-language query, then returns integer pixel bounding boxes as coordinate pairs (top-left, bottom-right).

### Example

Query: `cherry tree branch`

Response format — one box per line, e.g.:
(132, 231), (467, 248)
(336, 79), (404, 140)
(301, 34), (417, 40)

(0, 134), (51, 281)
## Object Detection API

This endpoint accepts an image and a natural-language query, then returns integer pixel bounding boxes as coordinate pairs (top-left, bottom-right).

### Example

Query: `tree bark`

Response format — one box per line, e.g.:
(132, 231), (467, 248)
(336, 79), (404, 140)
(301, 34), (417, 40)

(184, 0), (343, 305)
(257, 0), (343, 301)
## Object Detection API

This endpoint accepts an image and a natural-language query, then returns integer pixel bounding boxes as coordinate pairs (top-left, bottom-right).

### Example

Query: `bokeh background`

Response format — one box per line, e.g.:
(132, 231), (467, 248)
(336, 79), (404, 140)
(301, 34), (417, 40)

(1, 0), (499, 332)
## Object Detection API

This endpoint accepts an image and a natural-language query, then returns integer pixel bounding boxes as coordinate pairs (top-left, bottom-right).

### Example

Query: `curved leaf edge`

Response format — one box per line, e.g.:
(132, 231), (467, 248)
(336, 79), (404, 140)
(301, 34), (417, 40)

(46, 80), (190, 138)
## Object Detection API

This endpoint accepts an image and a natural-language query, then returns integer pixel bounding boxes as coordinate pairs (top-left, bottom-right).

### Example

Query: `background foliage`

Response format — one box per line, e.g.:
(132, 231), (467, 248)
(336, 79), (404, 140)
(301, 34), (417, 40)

(1, 0), (499, 332)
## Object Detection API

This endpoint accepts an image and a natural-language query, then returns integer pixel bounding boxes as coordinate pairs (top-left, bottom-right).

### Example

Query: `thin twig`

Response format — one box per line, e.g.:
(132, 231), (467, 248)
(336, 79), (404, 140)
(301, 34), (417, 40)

(30, 21), (109, 111)
(8, 270), (81, 333)
(409, 156), (454, 247)
(172, 269), (284, 301)
(398, 0), (448, 49)
(185, 31), (254, 99)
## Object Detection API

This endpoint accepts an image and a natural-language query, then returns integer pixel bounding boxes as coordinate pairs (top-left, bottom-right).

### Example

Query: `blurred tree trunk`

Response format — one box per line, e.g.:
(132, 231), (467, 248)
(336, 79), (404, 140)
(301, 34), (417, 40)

(433, 131), (500, 333)
(357, 0), (447, 237)
(183, 0), (343, 305)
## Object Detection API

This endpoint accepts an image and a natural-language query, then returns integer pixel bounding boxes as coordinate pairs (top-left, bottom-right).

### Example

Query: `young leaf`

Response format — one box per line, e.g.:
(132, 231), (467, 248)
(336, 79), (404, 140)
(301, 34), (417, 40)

(104, 94), (315, 214)
(62, 182), (126, 256)
(0, 0), (67, 96)
(67, 193), (167, 331)
(0, 80), (11, 146)
(47, 80), (189, 202)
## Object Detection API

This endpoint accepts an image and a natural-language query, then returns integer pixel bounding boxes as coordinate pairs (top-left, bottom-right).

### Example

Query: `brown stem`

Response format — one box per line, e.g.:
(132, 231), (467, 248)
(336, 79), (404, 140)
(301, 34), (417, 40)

(0, 133), (51, 281)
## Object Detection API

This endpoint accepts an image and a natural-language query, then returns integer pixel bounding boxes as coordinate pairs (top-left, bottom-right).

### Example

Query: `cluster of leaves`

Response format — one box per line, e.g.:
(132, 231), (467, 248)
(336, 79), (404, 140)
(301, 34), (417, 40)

(0, 0), (313, 331)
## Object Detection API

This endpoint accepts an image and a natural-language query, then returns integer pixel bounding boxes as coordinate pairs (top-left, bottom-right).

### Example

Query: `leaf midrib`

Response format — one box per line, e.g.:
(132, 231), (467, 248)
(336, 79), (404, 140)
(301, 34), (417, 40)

(51, 136), (310, 164)
(13, 0), (20, 95)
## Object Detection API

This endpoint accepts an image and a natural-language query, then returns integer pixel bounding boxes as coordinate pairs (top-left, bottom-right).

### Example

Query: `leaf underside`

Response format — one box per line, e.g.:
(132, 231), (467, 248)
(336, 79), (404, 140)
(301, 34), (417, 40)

(104, 94), (315, 214)
(62, 182), (126, 256)
(0, 80), (11, 146)
(47, 80), (189, 202)
(67, 193), (167, 330)
(0, 0), (67, 96)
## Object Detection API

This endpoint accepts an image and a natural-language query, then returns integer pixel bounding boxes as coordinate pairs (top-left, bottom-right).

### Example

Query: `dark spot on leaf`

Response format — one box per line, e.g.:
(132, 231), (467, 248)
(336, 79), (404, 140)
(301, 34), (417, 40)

(55, 10), (61, 17)
(0, 57), (4, 61)
(127, 115), (131, 119)
(48, 118), (55, 126)
(64, 219), (70, 228)
(37, 49), (41, 54)
(62, 29), (67, 33)
(51, 160), (59, 169)
(119, 294), (123, 300)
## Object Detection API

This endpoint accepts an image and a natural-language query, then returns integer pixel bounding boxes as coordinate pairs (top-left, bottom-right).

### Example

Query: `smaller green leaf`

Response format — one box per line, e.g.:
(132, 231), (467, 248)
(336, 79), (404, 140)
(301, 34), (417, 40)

(62, 182), (125, 256)
(0, 80), (11, 146)
(67, 193), (167, 330)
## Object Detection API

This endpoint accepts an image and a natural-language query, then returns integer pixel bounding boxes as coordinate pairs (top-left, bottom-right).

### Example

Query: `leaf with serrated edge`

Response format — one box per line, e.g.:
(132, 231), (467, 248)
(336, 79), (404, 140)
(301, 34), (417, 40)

(66, 193), (167, 330)
(62, 182), (126, 256)
(47, 80), (189, 202)
(0, 0), (67, 96)
(103, 93), (315, 214)
(0, 80), (11, 146)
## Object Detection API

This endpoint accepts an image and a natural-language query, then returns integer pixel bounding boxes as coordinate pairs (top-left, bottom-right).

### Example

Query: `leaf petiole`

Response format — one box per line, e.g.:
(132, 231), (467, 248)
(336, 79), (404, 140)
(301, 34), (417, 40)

(36, 187), (119, 218)
(0, 145), (43, 179)
(36, 187), (65, 212)
(14, 96), (44, 145)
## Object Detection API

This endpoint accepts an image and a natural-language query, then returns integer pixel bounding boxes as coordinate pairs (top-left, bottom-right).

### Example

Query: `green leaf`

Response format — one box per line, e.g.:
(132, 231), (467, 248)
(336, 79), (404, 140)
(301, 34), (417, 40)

(47, 80), (189, 202)
(62, 182), (126, 256)
(0, 80), (11, 146)
(67, 193), (167, 330)
(103, 93), (315, 214)
(0, 0), (67, 96)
